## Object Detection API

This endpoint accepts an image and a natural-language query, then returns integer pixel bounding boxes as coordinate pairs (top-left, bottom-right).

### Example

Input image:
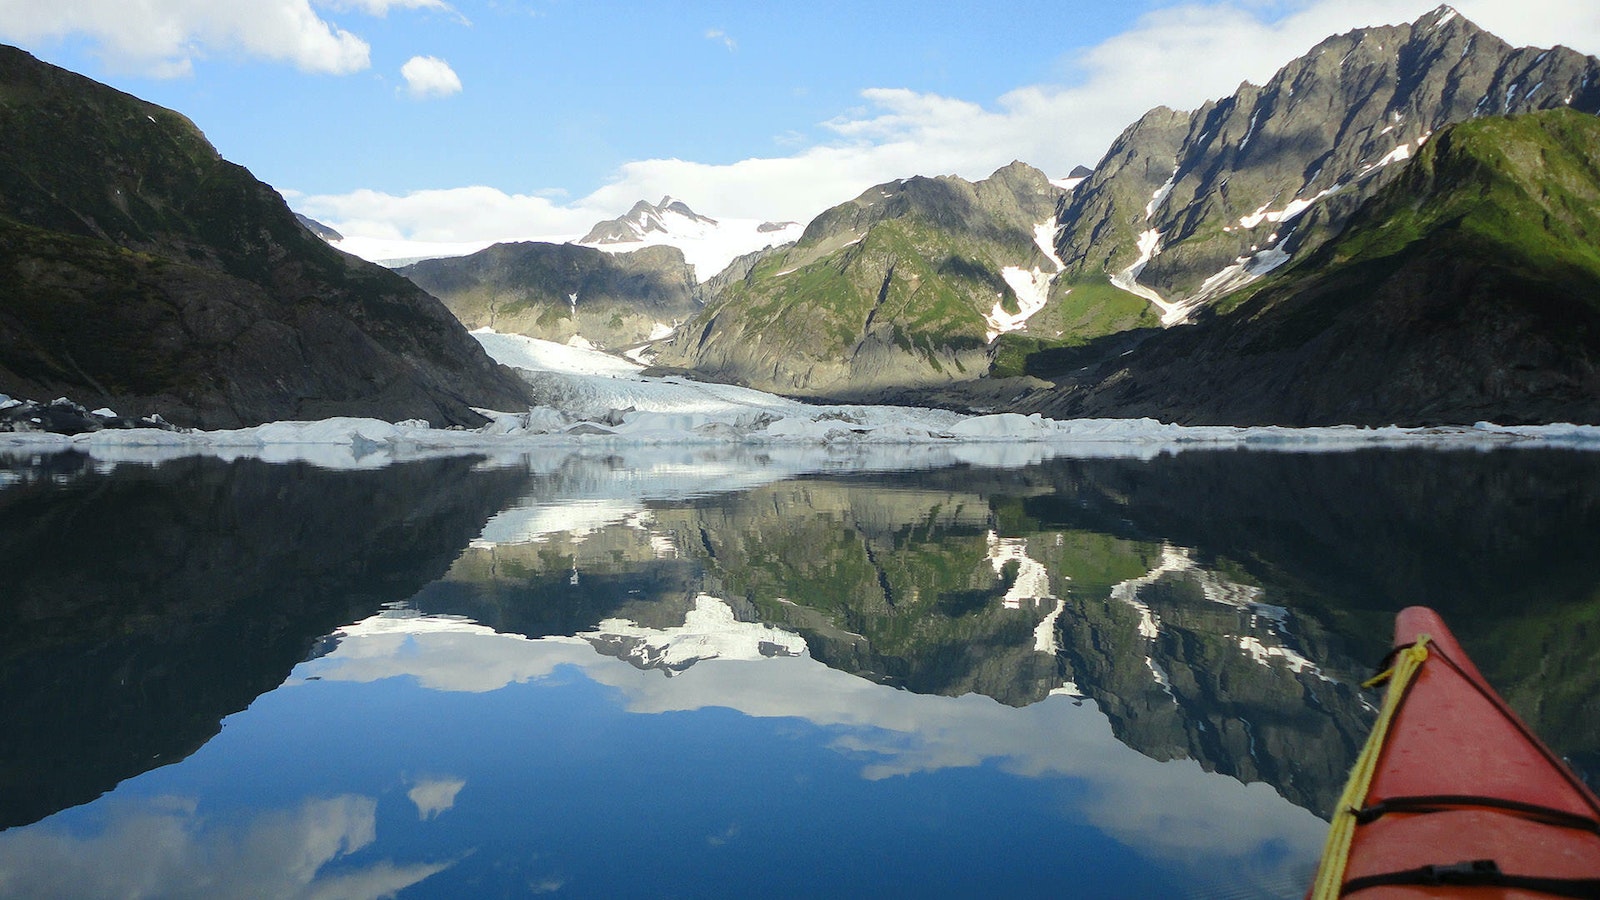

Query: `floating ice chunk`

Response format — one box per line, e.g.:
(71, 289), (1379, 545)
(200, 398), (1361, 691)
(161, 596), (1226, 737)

(949, 413), (1054, 440)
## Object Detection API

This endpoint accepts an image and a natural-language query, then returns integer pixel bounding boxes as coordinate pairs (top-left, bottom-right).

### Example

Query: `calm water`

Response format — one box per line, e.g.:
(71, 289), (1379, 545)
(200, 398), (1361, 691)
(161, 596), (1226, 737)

(2, 446), (1597, 898)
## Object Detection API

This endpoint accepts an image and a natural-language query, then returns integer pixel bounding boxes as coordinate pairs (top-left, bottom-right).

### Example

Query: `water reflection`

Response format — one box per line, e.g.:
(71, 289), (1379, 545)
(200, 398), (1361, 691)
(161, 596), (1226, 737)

(0, 795), (453, 900)
(2, 446), (1597, 897)
(0, 453), (530, 829)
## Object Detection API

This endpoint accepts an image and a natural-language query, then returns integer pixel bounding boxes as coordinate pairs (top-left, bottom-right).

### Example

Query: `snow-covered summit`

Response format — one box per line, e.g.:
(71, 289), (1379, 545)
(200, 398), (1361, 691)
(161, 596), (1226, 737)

(575, 197), (804, 283)
(580, 196), (719, 244)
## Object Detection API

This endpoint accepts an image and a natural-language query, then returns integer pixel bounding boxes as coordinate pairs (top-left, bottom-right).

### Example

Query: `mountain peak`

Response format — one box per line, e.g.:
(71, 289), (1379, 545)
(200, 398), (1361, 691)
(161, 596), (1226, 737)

(581, 197), (719, 245)
(1052, 5), (1600, 324)
(1424, 4), (1462, 29)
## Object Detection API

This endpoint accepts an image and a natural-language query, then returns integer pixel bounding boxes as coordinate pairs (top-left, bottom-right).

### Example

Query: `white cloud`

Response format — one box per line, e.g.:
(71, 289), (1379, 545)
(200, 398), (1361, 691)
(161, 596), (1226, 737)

(298, 185), (598, 243)
(407, 777), (466, 821)
(0, 0), (372, 77)
(705, 27), (736, 51)
(318, 0), (453, 14)
(296, 612), (1328, 880)
(307, 0), (1600, 247)
(400, 55), (462, 98)
(0, 795), (451, 898)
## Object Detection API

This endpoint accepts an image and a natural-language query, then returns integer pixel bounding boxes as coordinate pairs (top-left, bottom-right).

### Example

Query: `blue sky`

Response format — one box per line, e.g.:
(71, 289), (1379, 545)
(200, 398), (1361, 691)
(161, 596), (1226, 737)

(3, 0), (1597, 251)
(6, 1), (1170, 196)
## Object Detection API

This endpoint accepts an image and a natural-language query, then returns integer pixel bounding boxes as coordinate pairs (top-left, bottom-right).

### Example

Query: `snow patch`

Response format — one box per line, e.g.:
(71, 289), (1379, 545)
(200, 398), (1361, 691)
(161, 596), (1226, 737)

(987, 532), (1056, 611)
(1111, 229), (1188, 324)
(986, 267), (1056, 342)
(1371, 143), (1412, 170)
(582, 594), (808, 672)
(1238, 110), (1262, 153)
(579, 211), (803, 284)
(1238, 183), (1342, 230)
(1033, 599), (1065, 655)
(1033, 221), (1065, 271)
(1145, 168), (1179, 221)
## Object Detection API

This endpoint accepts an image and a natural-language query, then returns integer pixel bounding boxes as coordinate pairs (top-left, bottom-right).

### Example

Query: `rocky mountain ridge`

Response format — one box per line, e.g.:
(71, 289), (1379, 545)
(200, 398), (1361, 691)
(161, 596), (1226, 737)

(1055, 4), (1600, 327)
(644, 6), (1600, 423)
(654, 160), (1075, 395)
(1012, 107), (1600, 425)
(579, 196), (720, 244)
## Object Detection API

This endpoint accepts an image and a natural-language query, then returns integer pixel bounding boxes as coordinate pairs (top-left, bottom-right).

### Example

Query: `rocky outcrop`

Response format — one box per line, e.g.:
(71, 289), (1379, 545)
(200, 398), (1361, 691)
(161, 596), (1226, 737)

(399, 241), (701, 348)
(1013, 108), (1600, 425)
(0, 45), (532, 428)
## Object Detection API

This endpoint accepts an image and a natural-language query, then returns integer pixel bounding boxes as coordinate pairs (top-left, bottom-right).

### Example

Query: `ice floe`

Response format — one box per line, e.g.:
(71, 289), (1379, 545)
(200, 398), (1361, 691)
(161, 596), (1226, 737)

(5, 337), (1599, 470)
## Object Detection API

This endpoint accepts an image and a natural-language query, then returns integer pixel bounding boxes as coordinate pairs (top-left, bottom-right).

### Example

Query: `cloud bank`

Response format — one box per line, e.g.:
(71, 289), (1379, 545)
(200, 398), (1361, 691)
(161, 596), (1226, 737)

(0, 0), (373, 77)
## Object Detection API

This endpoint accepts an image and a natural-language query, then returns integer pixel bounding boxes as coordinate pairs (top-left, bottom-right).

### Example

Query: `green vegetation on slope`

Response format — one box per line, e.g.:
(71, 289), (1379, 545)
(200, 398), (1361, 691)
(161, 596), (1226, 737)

(1318, 109), (1600, 292)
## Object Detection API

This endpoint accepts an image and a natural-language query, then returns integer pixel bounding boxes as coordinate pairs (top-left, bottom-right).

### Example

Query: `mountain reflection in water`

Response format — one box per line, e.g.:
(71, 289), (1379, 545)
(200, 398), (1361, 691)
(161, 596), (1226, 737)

(1, 446), (1596, 898)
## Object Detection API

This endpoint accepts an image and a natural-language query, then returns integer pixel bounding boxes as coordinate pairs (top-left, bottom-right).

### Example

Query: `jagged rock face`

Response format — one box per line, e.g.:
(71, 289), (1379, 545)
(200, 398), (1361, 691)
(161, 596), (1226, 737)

(0, 46), (532, 428)
(579, 196), (719, 244)
(399, 241), (701, 347)
(1058, 5), (1600, 323)
(1017, 108), (1600, 426)
(657, 161), (1065, 395)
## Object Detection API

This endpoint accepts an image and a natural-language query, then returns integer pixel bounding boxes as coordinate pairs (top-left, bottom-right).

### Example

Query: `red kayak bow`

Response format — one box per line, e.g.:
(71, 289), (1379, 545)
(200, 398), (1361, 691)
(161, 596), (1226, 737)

(1309, 606), (1600, 898)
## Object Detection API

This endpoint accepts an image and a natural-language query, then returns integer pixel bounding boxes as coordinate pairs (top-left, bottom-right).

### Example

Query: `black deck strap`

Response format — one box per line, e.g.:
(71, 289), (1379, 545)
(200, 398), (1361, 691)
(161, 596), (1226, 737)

(1354, 794), (1600, 834)
(1368, 644), (1406, 678)
(1342, 859), (1600, 898)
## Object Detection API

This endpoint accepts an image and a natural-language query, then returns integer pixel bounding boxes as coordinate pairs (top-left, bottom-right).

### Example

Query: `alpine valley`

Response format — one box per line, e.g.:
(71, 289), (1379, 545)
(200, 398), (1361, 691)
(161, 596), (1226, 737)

(2, 5), (1598, 431)
(384, 5), (1599, 428)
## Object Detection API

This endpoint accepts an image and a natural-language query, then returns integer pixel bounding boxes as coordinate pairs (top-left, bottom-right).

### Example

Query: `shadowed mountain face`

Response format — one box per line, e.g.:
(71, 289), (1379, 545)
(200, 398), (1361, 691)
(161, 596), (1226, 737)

(0, 45), (532, 428)
(1014, 108), (1600, 425)
(399, 241), (702, 349)
(0, 454), (532, 830)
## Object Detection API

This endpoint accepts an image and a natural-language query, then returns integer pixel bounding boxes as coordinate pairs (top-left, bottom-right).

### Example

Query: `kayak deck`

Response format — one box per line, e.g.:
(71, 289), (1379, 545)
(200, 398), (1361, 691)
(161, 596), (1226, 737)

(1310, 606), (1600, 898)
